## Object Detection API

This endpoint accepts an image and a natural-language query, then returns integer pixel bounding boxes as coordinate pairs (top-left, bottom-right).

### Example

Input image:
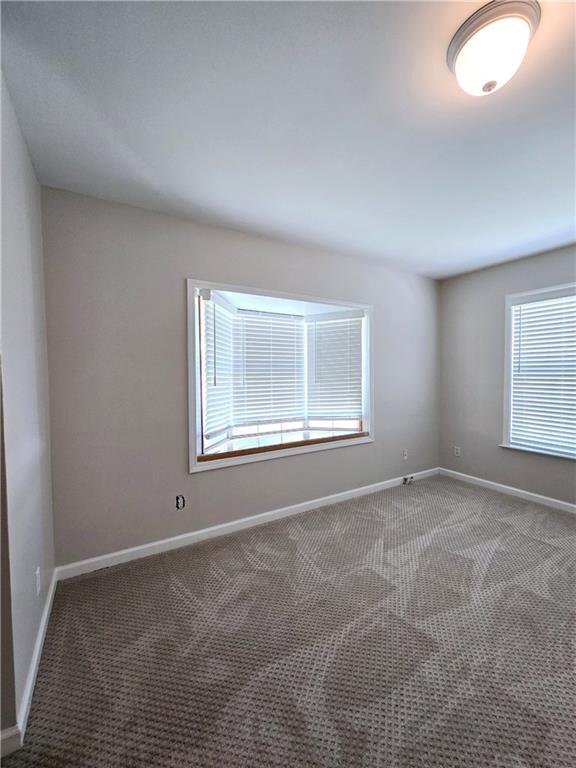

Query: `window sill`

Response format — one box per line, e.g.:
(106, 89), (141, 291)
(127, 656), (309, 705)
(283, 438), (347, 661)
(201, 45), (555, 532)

(499, 443), (575, 461)
(191, 432), (373, 472)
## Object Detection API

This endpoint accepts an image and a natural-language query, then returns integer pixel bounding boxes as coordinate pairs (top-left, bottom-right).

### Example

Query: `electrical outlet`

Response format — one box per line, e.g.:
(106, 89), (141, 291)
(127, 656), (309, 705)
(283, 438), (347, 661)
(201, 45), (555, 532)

(402, 448), (409, 460)
(35, 566), (41, 597)
(176, 495), (185, 511)
(454, 446), (462, 457)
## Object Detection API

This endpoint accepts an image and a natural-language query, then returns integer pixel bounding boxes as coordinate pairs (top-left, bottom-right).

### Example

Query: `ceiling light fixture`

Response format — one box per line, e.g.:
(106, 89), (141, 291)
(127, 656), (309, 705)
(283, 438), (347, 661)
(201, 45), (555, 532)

(447, 0), (541, 96)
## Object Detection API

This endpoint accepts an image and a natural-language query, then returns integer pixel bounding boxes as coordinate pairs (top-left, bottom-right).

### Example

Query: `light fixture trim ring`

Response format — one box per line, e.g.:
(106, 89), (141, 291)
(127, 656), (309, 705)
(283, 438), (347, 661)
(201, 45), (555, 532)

(447, 0), (541, 73)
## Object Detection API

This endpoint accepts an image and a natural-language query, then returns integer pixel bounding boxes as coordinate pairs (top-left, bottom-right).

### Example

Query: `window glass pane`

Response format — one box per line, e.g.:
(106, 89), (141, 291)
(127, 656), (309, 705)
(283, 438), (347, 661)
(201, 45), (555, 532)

(200, 299), (234, 442)
(509, 292), (576, 458)
(307, 318), (363, 421)
(234, 311), (306, 427)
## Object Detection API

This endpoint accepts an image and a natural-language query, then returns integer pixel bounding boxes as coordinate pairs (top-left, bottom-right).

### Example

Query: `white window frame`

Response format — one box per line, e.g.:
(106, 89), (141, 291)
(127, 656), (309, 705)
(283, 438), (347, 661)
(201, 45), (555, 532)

(501, 282), (576, 460)
(187, 279), (374, 472)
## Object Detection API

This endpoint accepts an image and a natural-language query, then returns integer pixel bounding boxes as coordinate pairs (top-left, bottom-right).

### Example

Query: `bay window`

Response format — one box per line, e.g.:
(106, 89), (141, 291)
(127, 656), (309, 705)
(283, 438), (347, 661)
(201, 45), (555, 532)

(188, 282), (372, 470)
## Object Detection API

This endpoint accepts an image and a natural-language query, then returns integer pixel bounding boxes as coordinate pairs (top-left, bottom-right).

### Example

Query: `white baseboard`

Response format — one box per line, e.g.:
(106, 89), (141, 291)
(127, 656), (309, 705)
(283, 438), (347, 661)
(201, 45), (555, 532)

(1, 726), (22, 757)
(55, 468), (441, 581)
(16, 570), (57, 741)
(439, 468), (576, 514)
(54, 465), (575, 584)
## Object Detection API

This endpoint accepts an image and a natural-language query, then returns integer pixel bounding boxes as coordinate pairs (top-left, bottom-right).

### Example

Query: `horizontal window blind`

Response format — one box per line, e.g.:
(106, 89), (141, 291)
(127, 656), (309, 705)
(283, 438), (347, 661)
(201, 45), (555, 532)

(200, 299), (234, 441)
(307, 317), (363, 421)
(509, 292), (576, 458)
(233, 311), (306, 426)
(197, 290), (368, 456)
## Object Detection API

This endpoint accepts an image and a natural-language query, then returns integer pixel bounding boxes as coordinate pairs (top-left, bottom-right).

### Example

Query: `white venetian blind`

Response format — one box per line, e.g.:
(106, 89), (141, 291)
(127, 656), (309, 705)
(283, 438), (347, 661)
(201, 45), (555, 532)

(200, 298), (234, 440)
(233, 310), (305, 427)
(509, 292), (576, 458)
(197, 289), (369, 457)
(307, 316), (363, 421)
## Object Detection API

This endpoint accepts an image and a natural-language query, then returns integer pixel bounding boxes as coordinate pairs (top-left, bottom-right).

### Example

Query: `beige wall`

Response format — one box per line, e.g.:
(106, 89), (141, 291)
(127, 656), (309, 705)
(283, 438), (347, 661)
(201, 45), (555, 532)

(439, 246), (576, 504)
(42, 188), (440, 565)
(1, 383), (16, 730)
(39, 184), (575, 568)
(1, 80), (55, 723)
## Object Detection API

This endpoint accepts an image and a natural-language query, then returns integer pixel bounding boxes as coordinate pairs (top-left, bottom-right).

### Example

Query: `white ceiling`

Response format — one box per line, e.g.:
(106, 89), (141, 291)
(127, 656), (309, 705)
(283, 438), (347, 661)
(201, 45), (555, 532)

(2, 1), (574, 277)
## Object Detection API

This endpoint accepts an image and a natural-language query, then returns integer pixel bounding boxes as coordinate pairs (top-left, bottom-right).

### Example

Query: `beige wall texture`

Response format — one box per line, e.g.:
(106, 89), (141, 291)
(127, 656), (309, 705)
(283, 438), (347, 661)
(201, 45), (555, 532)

(1, 80), (55, 723)
(1, 386), (16, 730)
(42, 188), (440, 565)
(440, 245), (576, 504)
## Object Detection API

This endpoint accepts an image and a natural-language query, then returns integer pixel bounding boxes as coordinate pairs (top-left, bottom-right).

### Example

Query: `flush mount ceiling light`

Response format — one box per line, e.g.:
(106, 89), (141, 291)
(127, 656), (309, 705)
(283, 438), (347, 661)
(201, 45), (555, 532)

(447, 0), (541, 96)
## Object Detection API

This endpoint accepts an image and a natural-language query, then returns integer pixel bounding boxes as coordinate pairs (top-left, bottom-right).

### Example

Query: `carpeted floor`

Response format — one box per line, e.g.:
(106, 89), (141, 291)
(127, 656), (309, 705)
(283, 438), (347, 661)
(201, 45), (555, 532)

(4, 476), (575, 767)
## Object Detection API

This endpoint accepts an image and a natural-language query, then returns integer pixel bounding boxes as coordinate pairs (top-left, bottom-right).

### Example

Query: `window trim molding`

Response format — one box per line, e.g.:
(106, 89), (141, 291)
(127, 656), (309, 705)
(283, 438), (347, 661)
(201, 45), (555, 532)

(187, 279), (374, 473)
(502, 282), (576, 459)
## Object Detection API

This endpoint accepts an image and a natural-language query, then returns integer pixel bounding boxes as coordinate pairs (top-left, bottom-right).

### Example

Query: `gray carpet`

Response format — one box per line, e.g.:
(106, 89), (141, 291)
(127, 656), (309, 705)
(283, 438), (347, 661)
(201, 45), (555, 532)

(4, 476), (575, 767)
